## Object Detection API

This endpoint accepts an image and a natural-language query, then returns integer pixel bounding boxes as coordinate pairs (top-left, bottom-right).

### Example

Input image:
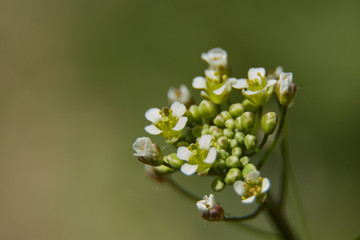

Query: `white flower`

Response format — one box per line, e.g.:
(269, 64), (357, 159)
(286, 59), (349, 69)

(133, 137), (163, 166)
(167, 84), (193, 108)
(275, 72), (296, 106)
(267, 66), (284, 80)
(201, 48), (228, 72)
(176, 135), (217, 176)
(144, 101), (188, 143)
(233, 170), (270, 204)
(232, 67), (277, 106)
(196, 194), (224, 221)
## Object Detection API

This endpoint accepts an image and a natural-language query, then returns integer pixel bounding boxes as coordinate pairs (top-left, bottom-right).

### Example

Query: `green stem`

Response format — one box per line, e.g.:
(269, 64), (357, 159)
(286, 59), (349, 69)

(251, 106), (263, 135)
(256, 106), (288, 170)
(279, 123), (289, 209)
(246, 134), (269, 157)
(223, 204), (264, 222)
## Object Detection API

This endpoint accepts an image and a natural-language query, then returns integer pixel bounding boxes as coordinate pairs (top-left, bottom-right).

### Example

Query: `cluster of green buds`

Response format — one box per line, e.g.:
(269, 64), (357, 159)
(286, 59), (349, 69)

(132, 48), (296, 221)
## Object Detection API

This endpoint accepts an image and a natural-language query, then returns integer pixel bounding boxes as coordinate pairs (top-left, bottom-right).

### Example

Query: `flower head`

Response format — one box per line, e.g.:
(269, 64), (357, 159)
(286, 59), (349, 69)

(177, 134), (217, 176)
(201, 48), (228, 73)
(233, 170), (270, 204)
(145, 101), (188, 143)
(196, 194), (224, 222)
(275, 72), (296, 106)
(232, 68), (277, 106)
(167, 84), (193, 108)
(133, 137), (163, 166)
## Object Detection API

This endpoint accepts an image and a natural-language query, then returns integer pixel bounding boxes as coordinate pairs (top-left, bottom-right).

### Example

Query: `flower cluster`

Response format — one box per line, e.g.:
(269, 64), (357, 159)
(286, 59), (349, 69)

(132, 48), (296, 220)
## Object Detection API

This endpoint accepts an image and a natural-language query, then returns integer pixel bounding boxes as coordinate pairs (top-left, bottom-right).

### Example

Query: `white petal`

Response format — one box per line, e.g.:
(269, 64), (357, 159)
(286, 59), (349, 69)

(145, 108), (162, 123)
(208, 194), (216, 208)
(203, 147), (217, 164)
(196, 202), (207, 213)
(246, 170), (260, 184)
(213, 84), (227, 95)
(232, 79), (248, 89)
(233, 181), (247, 196)
(198, 135), (211, 150)
(261, 178), (270, 193)
(205, 69), (217, 79)
(180, 163), (198, 175)
(267, 79), (277, 87)
(172, 116), (188, 131)
(171, 101), (186, 118)
(167, 87), (176, 102)
(192, 76), (206, 89)
(144, 125), (162, 135)
(242, 196), (256, 204)
(243, 89), (259, 96)
(248, 68), (265, 80)
(274, 66), (284, 76)
(132, 137), (151, 152)
(177, 147), (192, 161)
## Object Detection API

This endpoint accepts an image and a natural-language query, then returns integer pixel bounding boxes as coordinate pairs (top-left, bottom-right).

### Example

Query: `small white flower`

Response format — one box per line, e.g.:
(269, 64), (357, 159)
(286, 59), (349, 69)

(196, 194), (224, 221)
(133, 137), (162, 166)
(144, 101), (188, 143)
(233, 170), (270, 204)
(201, 48), (228, 72)
(232, 67), (277, 106)
(177, 135), (217, 176)
(267, 66), (284, 80)
(167, 84), (193, 108)
(275, 72), (296, 106)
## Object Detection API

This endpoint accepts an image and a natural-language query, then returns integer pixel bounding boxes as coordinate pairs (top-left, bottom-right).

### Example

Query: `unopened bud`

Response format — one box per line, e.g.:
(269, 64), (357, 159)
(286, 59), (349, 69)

(229, 103), (244, 118)
(191, 125), (202, 138)
(234, 132), (245, 146)
(240, 156), (250, 167)
(225, 118), (235, 130)
(217, 136), (229, 149)
(223, 128), (234, 139)
(232, 147), (242, 157)
(212, 127), (223, 138)
(235, 117), (245, 131)
(219, 150), (229, 160)
(226, 156), (241, 168)
(229, 139), (239, 149)
(164, 153), (184, 169)
(241, 112), (255, 132)
(225, 168), (242, 185)
(199, 100), (217, 120)
(242, 163), (257, 178)
(211, 177), (226, 192)
(261, 112), (277, 135)
(213, 115), (225, 127)
(244, 134), (257, 150)
(213, 159), (226, 171)
(189, 105), (201, 122)
(242, 99), (259, 112)
(275, 72), (297, 106)
(196, 194), (225, 222)
(133, 137), (163, 166)
(220, 111), (232, 121)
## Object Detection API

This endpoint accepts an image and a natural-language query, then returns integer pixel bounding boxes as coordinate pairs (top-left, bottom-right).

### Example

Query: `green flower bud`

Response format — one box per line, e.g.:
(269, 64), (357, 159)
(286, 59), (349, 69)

(240, 156), (250, 167)
(191, 125), (202, 138)
(244, 134), (257, 150)
(232, 147), (242, 157)
(261, 112), (277, 135)
(211, 177), (226, 192)
(225, 168), (242, 185)
(203, 123), (210, 130)
(199, 100), (217, 120)
(242, 99), (259, 112)
(201, 129), (210, 135)
(154, 165), (175, 174)
(242, 163), (257, 178)
(212, 127), (223, 139)
(241, 112), (255, 132)
(164, 153), (184, 169)
(189, 105), (201, 122)
(223, 128), (234, 139)
(235, 117), (245, 131)
(229, 103), (245, 118)
(225, 118), (235, 130)
(213, 159), (226, 171)
(209, 125), (216, 134)
(226, 155), (241, 168)
(176, 141), (190, 147)
(220, 149), (230, 160)
(234, 132), (245, 146)
(220, 111), (232, 121)
(229, 139), (238, 149)
(217, 136), (228, 149)
(213, 115), (225, 127)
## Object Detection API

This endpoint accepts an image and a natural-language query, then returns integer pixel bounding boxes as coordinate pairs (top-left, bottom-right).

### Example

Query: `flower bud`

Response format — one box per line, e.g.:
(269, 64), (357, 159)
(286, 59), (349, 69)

(133, 137), (163, 166)
(213, 159), (226, 171)
(164, 153), (184, 169)
(234, 132), (245, 146)
(229, 103), (244, 118)
(226, 156), (241, 168)
(191, 125), (202, 138)
(220, 111), (232, 121)
(232, 147), (242, 157)
(219, 149), (229, 160)
(241, 112), (255, 132)
(223, 128), (234, 139)
(244, 134), (257, 150)
(189, 105), (201, 122)
(213, 115), (225, 127)
(225, 168), (242, 185)
(225, 118), (235, 130)
(242, 99), (259, 112)
(242, 163), (257, 178)
(211, 127), (222, 139)
(196, 194), (225, 222)
(217, 136), (228, 149)
(199, 100), (217, 120)
(235, 117), (245, 131)
(261, 112), (277, 135)
(168, 84), (193, 108)
(229, 139), (238, 149)
(211, 177), (226, 192)
(240, 156), (250, 167)
(275, 72), (297, 106)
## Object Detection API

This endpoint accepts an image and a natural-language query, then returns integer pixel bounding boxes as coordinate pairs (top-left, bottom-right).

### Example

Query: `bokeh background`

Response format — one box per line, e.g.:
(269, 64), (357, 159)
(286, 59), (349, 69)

(1, 0), (359, 239)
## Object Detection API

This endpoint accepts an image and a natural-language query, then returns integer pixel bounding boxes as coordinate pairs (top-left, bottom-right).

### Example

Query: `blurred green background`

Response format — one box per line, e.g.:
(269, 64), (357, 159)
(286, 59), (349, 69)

(0, 0), (359, 239)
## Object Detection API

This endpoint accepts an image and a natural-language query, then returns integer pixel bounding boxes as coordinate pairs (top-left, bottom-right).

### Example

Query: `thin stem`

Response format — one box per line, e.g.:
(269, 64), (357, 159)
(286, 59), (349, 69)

(251, 106), (263, 135)
(279, 122), (289, 209)
(167, 177), (200, 202)
(223, 204), (264, 222)
(265, 191), (297, 240)
(256, 106), (288, 170)
(246, 134), (269, 157)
